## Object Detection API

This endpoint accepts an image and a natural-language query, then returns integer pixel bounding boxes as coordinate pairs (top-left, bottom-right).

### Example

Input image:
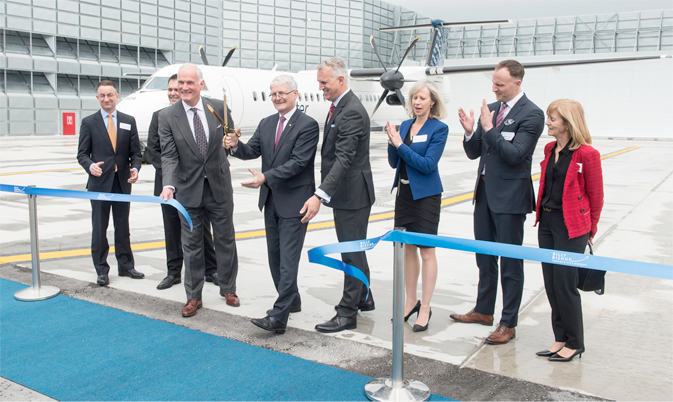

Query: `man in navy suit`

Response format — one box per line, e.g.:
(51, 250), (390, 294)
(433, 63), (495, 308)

(301, 57), (376, 333)
(226, 75), (319, 334)
(454, 60), (544, 344)
(77, 80), (144, 286)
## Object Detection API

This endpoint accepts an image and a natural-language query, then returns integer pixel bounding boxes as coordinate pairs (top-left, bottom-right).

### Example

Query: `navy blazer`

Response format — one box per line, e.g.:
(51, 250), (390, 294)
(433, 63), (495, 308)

(77, 110), (142, 194)
(232, 110), (319, 218)
(463, 94), (544, 214)
(388, 118), (448, 200)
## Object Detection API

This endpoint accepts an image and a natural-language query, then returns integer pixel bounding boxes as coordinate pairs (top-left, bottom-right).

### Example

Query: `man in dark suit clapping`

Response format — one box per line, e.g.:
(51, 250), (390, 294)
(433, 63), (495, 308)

(159, 63), (239, 317)
(301, 57), (376, 333)
(77, 80), (144, 286)
(145, 74), (219, 291)
(226, 75), (319, 334)
(453, 60), (545, 344)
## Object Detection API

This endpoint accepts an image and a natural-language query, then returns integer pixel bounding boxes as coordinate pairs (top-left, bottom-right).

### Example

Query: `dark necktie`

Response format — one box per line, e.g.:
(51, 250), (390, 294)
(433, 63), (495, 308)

(191, 107), (207, 158)
(274, 115), (286, 151)
(496, 102), (507, 127)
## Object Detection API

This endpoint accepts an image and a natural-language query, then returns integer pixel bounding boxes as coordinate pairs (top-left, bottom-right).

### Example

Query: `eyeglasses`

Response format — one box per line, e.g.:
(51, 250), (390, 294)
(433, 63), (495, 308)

(269, 90), (294, 99)
(97, 93), (117, 99)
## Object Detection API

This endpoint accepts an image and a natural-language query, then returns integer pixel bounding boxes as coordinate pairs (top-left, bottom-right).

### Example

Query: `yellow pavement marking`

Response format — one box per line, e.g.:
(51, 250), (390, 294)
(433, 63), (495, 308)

(0, 146), (641, 264)
(0, 167), (81, 176)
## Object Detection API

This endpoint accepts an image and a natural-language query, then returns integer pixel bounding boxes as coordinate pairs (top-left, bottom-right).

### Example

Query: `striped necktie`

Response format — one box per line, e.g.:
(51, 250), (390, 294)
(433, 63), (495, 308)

(496, 102), (507, 127)
(274, 115), (286, 151)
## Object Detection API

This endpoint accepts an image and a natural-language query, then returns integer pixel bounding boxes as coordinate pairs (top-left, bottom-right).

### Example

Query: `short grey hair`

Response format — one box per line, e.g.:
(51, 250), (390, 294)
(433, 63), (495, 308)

(405, 80), (447, 119)
(318, 57), (348, 80)
(270, 75), (298, 91)
(178, 63), (204, 82)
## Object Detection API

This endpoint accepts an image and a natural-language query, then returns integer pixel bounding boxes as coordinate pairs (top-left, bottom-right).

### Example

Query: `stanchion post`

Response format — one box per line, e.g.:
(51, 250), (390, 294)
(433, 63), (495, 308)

(14, 188), (60, 302)
(365, 228), (430, 401)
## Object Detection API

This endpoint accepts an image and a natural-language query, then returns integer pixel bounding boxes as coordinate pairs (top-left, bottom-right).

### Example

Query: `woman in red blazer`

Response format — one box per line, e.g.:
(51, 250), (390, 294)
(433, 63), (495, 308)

(534, 99), (604, 362)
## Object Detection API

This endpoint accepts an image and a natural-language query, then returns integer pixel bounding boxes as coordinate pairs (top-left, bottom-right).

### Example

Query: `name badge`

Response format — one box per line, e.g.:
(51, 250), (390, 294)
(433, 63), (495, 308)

(119, 122), (131, 131)
(501, 131), (515, 141)
(412, 135), (427, 143)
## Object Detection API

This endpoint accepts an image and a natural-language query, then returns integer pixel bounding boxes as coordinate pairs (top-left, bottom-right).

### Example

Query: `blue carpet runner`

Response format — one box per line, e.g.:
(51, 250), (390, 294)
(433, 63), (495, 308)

(0, 279), (451, 401)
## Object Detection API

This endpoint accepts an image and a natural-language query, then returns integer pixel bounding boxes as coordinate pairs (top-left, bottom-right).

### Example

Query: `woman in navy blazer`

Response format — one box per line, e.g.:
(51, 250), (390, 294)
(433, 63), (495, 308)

(535, 99), (604, 362)
(386, 80), (448, 332)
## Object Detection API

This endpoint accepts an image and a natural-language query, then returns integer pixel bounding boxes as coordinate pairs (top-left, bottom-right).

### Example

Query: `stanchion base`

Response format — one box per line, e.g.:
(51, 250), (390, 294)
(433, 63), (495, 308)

(14, 286), (60, 302)
(365, 378), (431, 402)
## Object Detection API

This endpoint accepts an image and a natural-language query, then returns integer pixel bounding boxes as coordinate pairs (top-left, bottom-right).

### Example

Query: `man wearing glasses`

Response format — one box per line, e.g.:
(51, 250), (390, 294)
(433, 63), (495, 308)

(77, 80), (144, 286)
(226, 75), (319, 334)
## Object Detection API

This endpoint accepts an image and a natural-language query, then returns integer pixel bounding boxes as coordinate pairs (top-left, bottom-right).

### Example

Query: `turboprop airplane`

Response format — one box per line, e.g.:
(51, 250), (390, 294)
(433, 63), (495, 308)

(117, 19), (670, 144)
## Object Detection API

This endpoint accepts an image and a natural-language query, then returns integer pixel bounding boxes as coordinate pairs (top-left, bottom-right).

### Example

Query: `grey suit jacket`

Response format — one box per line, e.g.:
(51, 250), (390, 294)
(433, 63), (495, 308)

(233, 110), (320, 218)
(158, 97), (235, 208)
(463, 93), (544, 214)
(319, 90), (375, 210)
(77, 110), (142, 194)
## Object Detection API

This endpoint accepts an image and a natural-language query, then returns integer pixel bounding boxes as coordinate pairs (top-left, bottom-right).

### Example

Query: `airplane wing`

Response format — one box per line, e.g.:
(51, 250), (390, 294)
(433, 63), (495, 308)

(350, 54), (671, 78)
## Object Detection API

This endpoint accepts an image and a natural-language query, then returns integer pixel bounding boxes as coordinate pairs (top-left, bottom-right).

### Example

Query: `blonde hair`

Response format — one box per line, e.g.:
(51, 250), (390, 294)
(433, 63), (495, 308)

(405, 80), (447, 119)
(546, 99), (592, 151)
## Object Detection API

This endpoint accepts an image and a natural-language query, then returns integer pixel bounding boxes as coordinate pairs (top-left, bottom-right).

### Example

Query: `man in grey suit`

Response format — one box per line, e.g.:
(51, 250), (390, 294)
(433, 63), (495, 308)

(145, 74), (219, 290)
(159, 63), (240, 317)
(226, 75), (319, 334)
(453, 60), (544, 344)
(301, 57), (376, 333)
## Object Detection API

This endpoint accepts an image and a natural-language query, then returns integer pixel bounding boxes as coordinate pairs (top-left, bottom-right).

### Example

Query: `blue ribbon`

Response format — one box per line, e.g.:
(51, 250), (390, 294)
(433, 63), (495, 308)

(308, 230), (673, 292)
(0, 184), (192, 231)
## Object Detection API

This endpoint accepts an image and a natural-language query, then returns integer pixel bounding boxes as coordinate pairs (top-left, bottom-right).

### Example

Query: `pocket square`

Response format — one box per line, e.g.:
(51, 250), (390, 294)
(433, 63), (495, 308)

(504, 119), (515, 126)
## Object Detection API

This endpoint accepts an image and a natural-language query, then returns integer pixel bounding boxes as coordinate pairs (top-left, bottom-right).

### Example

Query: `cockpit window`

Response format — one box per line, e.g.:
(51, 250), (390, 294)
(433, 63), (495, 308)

(142, 76), (171, 90)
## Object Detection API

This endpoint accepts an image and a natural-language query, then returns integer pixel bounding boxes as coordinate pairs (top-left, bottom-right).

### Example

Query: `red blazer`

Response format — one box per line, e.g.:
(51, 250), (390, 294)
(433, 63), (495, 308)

(535, 142), (604, 239)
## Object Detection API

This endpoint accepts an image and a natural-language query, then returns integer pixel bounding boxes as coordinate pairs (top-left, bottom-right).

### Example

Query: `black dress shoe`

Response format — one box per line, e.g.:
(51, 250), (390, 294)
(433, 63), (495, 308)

(251, 316), (286, 334)
(119, 269), (145, 279)
(266, 304), (301, 316)
(315, 315), (357, 333)
(205, 272), (219, 285)
(157, 275), (181, 290)
(413, 308), (432, 332)
(96, 274), (109, 286)
(358, 297), (376, 312)
(549, 347), (585, 362)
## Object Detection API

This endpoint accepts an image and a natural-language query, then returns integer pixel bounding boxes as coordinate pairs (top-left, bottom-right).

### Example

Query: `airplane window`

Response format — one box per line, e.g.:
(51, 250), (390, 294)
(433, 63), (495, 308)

(310, 93), (314, 101)
(358, 95), (362, 101)
(316, 93), (321, 101)
(142, 76), (170, 90)
(298, 93), (302, 101)
(304, 93), (308, 101)
(261, 92), (266, 101)
(322, 94), (326, 101)
(253, 91), (257, 101)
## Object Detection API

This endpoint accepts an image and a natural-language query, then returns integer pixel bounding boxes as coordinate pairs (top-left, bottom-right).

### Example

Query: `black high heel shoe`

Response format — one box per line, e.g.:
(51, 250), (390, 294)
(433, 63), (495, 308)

(405, 300), (421, 322)
(391, 300), (421, 323)
(548, 347), (585, 362)
(536, 347), (563, 357)
(413, 308), (432, 332)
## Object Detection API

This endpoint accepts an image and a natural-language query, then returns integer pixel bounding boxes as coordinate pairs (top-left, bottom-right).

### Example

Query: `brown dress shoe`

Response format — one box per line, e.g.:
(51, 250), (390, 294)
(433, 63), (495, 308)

(449, 309), (494, 326)
(220, 291), (240, 307)
(181, 299), (203, 317)
(485, 323), (516, 344)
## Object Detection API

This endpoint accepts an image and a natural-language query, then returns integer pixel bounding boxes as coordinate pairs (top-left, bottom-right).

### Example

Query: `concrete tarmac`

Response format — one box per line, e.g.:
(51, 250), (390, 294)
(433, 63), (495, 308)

(1, 134), (671, 401)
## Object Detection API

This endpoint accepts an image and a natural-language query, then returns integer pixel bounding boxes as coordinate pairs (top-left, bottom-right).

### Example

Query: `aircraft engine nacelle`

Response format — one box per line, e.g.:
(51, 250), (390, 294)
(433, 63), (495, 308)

(386, 94), (403, 106)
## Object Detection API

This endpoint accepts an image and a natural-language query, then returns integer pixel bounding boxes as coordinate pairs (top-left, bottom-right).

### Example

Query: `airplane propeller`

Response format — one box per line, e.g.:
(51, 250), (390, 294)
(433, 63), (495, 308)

(369, 35), (420, 116)
(199, 46), (237, 67)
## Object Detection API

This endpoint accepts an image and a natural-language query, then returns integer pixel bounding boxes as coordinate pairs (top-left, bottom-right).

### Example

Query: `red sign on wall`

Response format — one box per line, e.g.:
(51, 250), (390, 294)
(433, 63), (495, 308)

(63, 113), (76, 135)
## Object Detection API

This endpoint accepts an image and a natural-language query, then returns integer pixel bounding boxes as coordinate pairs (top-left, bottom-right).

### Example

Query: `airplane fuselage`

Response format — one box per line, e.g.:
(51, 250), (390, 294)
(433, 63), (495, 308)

(117, 64), (451, 142)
